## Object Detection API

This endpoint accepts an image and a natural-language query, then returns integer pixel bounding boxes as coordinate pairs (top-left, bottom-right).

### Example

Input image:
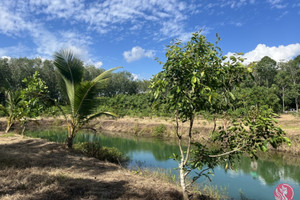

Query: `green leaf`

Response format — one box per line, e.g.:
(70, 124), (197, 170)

(228, 92), (235, 100)
(192, 76), (197, 84)
(208, 95), (212, 103)
(200, 71), (205, 77)
(283, 137), (291, 146)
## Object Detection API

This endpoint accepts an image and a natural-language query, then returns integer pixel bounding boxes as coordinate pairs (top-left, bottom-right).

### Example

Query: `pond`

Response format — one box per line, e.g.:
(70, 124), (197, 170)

(26, 130), (300, 200)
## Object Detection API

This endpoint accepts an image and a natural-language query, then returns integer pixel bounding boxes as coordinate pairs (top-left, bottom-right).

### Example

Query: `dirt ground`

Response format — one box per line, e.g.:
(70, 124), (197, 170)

(0, 135), (183, 200)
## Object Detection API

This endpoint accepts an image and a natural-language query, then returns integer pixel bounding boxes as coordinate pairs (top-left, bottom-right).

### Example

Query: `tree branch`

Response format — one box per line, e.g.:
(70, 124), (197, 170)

(184, 114), (194, 166)
(209, 147), (241, 158)
(186, 167), (210, 188)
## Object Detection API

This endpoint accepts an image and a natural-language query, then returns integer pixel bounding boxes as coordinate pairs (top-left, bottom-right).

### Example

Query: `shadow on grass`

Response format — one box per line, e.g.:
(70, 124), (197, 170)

(0, 139), (120, 174)
(0, 138), (183, 200)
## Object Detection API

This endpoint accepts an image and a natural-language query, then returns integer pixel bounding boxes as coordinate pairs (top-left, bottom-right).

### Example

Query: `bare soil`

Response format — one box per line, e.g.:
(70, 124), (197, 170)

(0, 135), (184, 200)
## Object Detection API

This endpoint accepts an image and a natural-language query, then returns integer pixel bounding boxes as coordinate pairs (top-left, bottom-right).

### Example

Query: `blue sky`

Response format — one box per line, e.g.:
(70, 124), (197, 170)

(0, 0), (299, 79)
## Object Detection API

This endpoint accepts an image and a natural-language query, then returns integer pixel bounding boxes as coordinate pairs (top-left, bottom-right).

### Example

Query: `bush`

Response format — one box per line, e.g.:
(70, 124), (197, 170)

(152, 124), (167, 137)
(74, 142), (128, 164)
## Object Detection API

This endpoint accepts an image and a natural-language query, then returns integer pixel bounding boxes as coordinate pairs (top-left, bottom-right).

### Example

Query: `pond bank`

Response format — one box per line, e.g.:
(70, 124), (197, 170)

(0, 134), (185, 200)
(0, 114), (299, 154)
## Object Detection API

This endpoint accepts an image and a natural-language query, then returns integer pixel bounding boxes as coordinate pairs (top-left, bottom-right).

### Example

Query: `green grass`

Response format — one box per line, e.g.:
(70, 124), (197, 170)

(151, 124), (167, 137)
(73, 142), (128, 164)
(0, 133), (16, 138)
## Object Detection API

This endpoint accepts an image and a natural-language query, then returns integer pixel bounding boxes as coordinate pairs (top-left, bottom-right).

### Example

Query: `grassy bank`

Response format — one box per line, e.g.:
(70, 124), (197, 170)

(88, 114), (299, 155)
(0, 114), (299, 154)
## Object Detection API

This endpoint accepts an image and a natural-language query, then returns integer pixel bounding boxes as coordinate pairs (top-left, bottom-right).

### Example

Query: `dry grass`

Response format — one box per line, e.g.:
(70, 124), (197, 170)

(0, 134), (183, 200)
(1, 113), (300, 155)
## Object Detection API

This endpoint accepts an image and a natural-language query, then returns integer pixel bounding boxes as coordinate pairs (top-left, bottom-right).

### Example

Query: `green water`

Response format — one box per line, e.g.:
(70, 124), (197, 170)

(26, 129), (300, 200)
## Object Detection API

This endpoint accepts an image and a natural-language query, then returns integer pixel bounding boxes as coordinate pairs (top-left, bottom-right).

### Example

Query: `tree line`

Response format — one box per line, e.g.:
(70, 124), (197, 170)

(1, 54), (299, 117)
(0, 57), (150, 106)
(0, 51), (299, 121)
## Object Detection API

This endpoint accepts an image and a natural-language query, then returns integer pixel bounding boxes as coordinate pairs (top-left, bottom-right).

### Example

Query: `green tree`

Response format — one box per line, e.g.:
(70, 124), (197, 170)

(285, 57), (300, 111)
(274, 62), (293, 112)
(53, 50), (120, 148)
(83, 65), (105, 81)
(0, 71), (49, 133)
(101, 71), (139, 96)
(254, 56), (277, 87)
(151, 32), (290, 199)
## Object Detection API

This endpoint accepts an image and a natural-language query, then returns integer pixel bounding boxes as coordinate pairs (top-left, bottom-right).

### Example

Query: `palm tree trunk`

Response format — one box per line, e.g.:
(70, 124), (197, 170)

(67, 136), (74, 149)
(67, 125), (76, 149)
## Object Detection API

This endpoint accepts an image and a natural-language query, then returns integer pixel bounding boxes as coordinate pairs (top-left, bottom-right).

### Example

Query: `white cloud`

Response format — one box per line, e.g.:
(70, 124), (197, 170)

(0, 1), (33, 36)
(26, 0), (192, 40)
(29, 0), (84, 19)
(177, 27), (210, 43)
(131, 73), (139, 81)
(230, 21), (243, 27)
(267, 0), (287, 9)
(0, 0), (199, 58)
(95, 61), (103, 68)
(0, 44), (29, 57)
(1, 56), (11, 60)
(226, 43), (300, 64)
(123, 46), (155, 62)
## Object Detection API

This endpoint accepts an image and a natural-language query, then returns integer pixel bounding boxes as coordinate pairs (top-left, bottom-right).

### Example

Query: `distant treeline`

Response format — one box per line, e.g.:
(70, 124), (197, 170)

(0, 55), (300, 117)
(0, 57), (150, 105)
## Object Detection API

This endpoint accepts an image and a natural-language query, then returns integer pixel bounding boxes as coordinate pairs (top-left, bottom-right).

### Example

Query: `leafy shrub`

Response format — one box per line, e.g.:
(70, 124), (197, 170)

(152, 124), (167, 137)
(74, 142), (128, 164)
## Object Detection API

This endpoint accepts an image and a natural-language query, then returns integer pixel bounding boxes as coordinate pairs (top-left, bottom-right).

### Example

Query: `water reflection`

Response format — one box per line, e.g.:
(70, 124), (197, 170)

(75, 133), (180, 161)
(232, 156), (300, 185)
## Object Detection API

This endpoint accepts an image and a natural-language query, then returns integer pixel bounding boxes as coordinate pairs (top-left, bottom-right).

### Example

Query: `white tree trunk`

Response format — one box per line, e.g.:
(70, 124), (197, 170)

(179, 161), (188, 200)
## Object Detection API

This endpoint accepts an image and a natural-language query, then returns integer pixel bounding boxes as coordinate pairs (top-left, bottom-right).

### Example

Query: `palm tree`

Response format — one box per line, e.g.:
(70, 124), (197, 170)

(0, 91), (22, 133)
(54, 50), (120, 148)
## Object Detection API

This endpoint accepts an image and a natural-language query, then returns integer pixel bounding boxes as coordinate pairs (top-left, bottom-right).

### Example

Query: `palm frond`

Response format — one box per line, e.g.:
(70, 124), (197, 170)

(65, 80), (76, 115)
(74, 81), (98, 120)
(92, 67), (122, 84)
(84, 111), (117, 124)
(74, 67), (121, 119)
(53, 50), (84, 85)
(54, 50), (85, 115)
(5, 91), (22, 111)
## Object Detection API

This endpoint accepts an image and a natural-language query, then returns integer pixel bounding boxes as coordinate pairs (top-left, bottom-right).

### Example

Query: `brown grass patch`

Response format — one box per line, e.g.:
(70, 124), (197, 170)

(0, 135), (183, 200)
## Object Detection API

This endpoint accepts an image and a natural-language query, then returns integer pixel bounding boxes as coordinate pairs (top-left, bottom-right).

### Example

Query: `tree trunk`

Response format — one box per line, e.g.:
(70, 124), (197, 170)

(67, 136), (74, 149)
(296, 96), (299, 112)
(5, 119), (13, 133)
(282, 87), (285, 113)
(179, 161), (189, 200)
(67, 125), (76, 149)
